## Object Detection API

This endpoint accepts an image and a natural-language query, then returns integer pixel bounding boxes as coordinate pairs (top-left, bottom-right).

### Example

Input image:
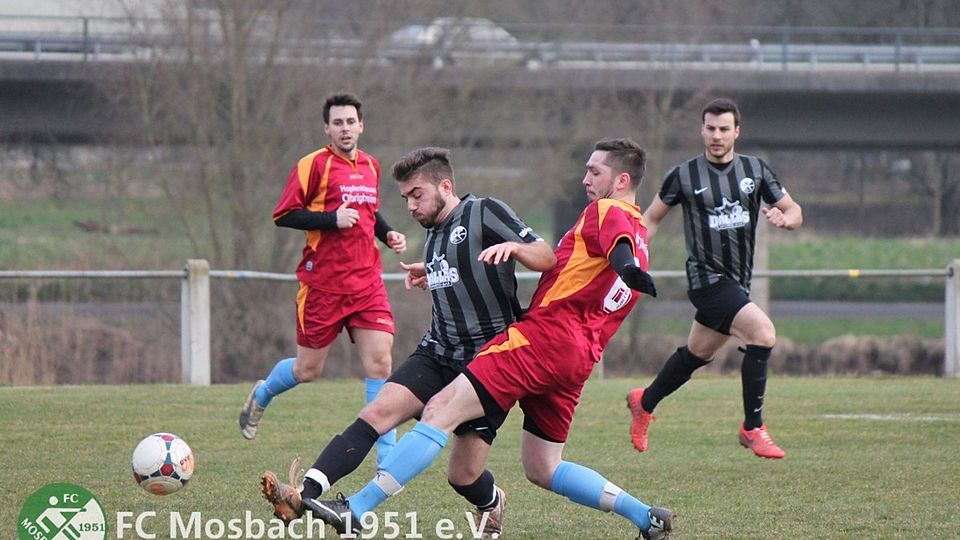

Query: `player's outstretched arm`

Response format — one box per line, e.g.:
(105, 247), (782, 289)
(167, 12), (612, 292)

(478, 240), (556, 272)
(609, 239), (657, 297)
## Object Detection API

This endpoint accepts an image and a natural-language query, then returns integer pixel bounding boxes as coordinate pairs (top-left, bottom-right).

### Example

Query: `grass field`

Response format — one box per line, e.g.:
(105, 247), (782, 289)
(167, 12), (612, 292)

(4, 377), (960, 539)
(2, 198), (958, 274)
(638, 316), (944, 345)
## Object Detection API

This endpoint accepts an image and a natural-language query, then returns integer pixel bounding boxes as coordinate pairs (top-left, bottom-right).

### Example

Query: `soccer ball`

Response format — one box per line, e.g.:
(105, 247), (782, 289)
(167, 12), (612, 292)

(131, 433), (195, 495)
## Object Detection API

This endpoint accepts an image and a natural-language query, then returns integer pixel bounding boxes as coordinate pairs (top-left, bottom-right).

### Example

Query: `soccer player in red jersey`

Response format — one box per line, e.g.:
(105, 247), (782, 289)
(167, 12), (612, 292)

(239, 93), (406, 466)
(306, 139), (675, 540)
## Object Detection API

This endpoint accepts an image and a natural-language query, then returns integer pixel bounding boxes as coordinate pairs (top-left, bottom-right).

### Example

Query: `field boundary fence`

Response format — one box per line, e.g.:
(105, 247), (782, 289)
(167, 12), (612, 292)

(1, 258), (957, 384)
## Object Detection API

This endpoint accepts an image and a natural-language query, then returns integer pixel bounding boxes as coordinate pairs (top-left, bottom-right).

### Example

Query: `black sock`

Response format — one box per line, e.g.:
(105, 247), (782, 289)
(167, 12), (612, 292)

(742, 345), (773, 430)
(302, 418), (380, 500)
(450, 469), (498, 509)
(641, 346), (709, 413)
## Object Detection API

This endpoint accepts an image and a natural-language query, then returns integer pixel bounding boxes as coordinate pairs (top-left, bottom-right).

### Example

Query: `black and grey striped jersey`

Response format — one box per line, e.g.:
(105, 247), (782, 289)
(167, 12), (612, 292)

(660, 152), (788, 292)
(420, 194), (543, 364)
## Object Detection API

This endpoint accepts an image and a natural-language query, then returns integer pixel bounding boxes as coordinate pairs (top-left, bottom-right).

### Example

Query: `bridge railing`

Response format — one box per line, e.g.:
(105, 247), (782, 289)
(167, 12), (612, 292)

(3, 14), (960, 71)
(1, 259), (957, 384)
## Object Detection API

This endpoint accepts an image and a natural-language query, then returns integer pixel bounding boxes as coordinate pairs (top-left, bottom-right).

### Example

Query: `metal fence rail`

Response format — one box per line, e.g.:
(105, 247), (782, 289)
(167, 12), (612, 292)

(1, 259), (957, 383)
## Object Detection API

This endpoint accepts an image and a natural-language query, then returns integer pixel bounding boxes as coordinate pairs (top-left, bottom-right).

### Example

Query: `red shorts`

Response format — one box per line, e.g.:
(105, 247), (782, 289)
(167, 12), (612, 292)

(295, 281), (394, 349)
(466, 325), (595, 443)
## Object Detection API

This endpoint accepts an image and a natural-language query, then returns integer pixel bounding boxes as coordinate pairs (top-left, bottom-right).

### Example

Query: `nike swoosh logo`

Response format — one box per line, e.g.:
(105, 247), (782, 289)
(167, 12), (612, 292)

(694, 187), (709, 195)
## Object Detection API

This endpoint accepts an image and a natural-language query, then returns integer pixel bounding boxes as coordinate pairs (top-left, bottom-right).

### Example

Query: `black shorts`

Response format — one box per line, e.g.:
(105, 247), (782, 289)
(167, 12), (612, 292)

(387, 346), (506, 444)
(688, 277), (751, 335)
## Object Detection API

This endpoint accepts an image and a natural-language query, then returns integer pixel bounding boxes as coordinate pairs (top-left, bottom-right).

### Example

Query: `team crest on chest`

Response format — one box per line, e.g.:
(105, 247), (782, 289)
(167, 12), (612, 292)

(740, 177), (756, 194)
(709, 197), (751, 230)
(449, 226), (467, 245)
(426, 252), (460, 290)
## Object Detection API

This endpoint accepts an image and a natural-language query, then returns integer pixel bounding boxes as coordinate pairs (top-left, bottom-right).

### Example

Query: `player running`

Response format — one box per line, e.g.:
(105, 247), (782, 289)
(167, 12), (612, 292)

(627, 98), (803, 459)
(239, 93), (406, 467)
(260, 147), (555, 538)
(305, 138), (674, 539)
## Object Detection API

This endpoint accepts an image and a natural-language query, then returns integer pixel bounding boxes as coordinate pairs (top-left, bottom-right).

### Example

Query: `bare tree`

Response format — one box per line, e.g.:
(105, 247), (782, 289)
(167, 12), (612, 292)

(913, 151), (960, 236)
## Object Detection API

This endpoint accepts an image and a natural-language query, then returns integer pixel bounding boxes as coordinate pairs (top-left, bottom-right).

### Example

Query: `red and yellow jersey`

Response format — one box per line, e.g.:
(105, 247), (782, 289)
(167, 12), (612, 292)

(520, 198), (649, 363)
(273, 145), (383, 293)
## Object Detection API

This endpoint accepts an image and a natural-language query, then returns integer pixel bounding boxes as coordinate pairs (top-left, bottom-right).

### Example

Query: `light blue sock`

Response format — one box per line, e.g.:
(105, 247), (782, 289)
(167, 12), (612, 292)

(366, 378), (397, 466)
(615, 491), (652, 531)
(348, 422), (448, 516)
(550, 461), (651, 530)
(254, 358), (298, 408)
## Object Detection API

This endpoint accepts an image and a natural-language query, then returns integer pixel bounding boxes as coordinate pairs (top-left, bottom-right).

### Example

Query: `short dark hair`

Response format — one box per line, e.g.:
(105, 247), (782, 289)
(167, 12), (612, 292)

(392, 147), (455, 187)
(594, 138), (646, 189)
(323, 93), (363, 124)
(701, 98), (740, 127)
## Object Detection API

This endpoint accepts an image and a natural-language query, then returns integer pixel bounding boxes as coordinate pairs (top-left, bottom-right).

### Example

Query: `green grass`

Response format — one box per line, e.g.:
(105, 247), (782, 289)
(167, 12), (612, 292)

(649, 231), (960, 301)
(639, 316), (944, 345)
(649, 229), (960, 274)
(650, 229), (960, 302)
(773, 318), (944, 344)
(4, 378), (960, 539)
(778, 235), (960, 271)
(0, 198), (197, 270)
(2, 197), (957, 273)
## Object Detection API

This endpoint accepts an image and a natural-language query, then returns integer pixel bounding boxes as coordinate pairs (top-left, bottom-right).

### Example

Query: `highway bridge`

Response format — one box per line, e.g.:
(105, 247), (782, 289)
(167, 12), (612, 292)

(1, 16), (959, 150)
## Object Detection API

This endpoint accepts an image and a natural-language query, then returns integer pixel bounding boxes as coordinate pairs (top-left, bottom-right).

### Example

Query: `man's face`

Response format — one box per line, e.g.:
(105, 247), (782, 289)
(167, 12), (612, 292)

(399, 173), (449, 228)
(324, 105), (364, 155)
(582, 151), (620, 202)
(701, 112), (739, 162)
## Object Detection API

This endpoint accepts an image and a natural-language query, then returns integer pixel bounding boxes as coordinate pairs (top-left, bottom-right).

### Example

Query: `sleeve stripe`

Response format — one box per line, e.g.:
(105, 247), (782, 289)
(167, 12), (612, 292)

(297, 148), (327, 195)
(604, 233), (635, 260)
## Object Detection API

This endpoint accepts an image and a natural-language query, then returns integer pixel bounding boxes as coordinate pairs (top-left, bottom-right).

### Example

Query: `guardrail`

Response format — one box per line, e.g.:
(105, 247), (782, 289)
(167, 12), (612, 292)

(3, 14), (960, 71)
(1, 259), (957, 384)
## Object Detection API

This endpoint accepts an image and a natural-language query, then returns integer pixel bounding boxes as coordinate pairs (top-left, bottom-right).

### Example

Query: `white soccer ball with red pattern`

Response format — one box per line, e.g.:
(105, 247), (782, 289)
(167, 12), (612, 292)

(131, 433), (195, 495)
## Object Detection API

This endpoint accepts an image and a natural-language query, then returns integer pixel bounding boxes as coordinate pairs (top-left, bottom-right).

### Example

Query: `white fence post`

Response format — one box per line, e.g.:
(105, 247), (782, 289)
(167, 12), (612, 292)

(181, 259), (211, 385)
(946, 259), (959, 378)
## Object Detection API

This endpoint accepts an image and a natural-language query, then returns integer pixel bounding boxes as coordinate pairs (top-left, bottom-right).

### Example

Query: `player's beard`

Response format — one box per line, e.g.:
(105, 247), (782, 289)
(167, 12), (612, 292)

(334, 139), (356, 155)
(416, 193), (448, 228)
(707, 140), (733, 161)
(588, 183), (615, 202)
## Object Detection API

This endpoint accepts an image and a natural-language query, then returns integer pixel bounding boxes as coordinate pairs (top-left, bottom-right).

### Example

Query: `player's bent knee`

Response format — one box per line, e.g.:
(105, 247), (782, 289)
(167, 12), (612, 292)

(751, 327), (777, 348)
(523, 468), (552, 490)
(420, 399), (445, 423)
(293, 364), (321, 382)
(448, 466), (484, 486)
(362, 355), (392, 379)
(686, 346), (717, 363)
(522, 462), (554, 489)
(359, 403), (401, 432)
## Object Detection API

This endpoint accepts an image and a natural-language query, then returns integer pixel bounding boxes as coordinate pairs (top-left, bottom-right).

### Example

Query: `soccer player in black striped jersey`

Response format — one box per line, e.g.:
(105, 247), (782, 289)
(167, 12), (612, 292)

(260, 147), (555, 536)
(627, 98), (803, 459)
